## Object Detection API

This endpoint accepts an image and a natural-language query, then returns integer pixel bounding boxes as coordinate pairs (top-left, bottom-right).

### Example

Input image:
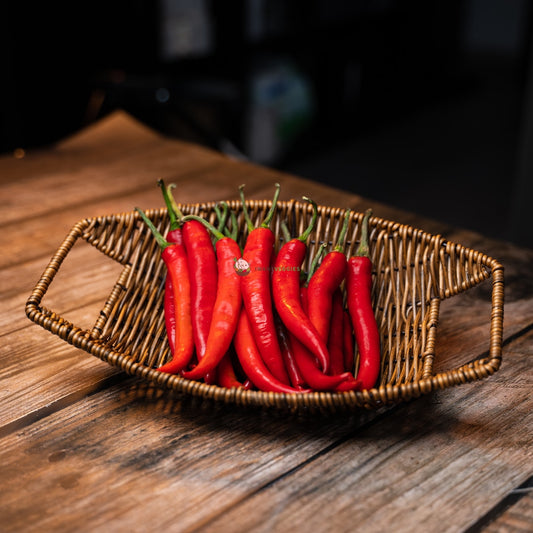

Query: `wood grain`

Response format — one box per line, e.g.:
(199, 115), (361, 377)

(0, 327), (529, 533)
(193, 330), (533, 533)
(0, 379), (377, 532)
(481, 489), (533, 532)
(1, 111), (531, 533)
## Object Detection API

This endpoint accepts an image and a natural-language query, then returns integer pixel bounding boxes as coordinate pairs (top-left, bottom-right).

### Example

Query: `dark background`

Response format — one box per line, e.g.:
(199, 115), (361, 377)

(2, 0), (532, 248)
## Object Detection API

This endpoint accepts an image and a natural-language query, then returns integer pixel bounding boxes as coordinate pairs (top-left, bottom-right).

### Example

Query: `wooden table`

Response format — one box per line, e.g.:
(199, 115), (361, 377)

(2, 111), (531, 532)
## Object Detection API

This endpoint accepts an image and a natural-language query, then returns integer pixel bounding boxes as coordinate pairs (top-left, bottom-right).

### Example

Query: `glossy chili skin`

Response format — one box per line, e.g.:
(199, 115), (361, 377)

(327, 288), (346, 375)
(272, 239), (330, 373)
(289, 333), (357, 391)
(164, 276), (177, 355)
(292, 286), (358, 391)
(343, 310), (355, 373)
(276, 317), (306, 390)
(346, 209), (380, 390)
(158, 180), (218, 382)
(307, 209), (350, 346)
(133, 208), (195, 376)
(166, 227), (183, 247)
(234, 309), (308, 394)
(182, 219), (218, 359)
(242, 227), (290, 384)
(157, 243), (194, 373)
(216, 352), (252, 390)
(307, 251), (347, 343)
(162, 226), (182, 356)
(157, 182), (187, 362)
(347, 255), (380, 390)
(182, 237), (242, 380)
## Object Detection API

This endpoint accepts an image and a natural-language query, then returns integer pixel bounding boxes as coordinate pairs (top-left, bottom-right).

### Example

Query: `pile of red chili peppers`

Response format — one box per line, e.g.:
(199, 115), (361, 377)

(135, 181), (381, 394)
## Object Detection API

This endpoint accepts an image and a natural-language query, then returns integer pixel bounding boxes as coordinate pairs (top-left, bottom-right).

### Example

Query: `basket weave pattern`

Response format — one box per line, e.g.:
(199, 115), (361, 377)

(26, 200), (504, 413)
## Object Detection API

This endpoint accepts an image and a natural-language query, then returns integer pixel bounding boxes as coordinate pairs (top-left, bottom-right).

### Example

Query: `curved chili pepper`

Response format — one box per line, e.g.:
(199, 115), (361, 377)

(156, 190), (184, 357)
(180, 218), (218, 358)
(343, 310), (355, 373)
(181, 216), (242, 381)
(164, 276), (177, 355)
(347, 208), (381, 390)
(135, 208), (194, 374)
(217, 351), (252, 390)
(272, 198), (330, 373)
(239, 183), (290, 384)
(307, 209), (350, 344)
(159, 180), (218, 360)
(276, 316), (306, 390)
(234, 309), (309, 394)
(161, 223), (181, 357)
(157, 180), (218, 382)
(327, 288), (346, 375)
(289, 334), (357, 391)
(290, 285), (358, 391)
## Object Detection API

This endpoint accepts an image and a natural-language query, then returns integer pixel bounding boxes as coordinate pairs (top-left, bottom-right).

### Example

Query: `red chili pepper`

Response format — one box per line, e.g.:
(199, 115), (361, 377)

(276, 316), (306, 390)
(234, 309), (308, 394)
(307, 209), (350, 343)
(180, 218), (218, 357)
(343, 310), (355, 373)
(347, 208), (381, 390)
(216, 351), (252, 390)
(290, 285), (358, 390)
(181, 216), (242, 381)
(135, 208), (194, 374)
(239, 183), (290, 384)
(157, 195), (184, 357)
(289, 333), (357, 391)
(159, 180), (219, 382)
(164, 275), (177, 355)
(272, 198), (330, 373)
(327, 289), (346, 375)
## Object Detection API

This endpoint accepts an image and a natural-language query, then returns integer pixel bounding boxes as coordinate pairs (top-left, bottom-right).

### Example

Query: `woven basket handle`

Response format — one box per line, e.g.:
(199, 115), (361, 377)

(25, 219), (90, 337)
(427, 261), (504, 390)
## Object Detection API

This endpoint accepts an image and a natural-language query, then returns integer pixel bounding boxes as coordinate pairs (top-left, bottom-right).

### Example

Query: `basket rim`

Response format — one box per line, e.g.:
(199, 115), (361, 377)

(25, 202), (505, 413)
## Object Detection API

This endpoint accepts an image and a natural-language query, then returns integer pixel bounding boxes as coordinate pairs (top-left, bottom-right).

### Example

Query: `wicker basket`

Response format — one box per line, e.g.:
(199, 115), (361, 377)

(25, 199), (504, 414)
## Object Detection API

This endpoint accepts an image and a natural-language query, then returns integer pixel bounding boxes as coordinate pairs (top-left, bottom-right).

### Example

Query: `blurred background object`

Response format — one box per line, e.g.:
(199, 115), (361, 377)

(1, 0), (532, 248)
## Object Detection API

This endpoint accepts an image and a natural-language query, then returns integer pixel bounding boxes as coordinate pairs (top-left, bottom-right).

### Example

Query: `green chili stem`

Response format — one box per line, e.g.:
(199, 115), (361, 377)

(334, 209), (351, 252)
(262, 183), (281, 228)
(300, 197), (318, 242)
(157, 179), (185, 230)
(306, 243), (327, 284)
(356, 208), (373, 258)
(216, 202), (237, 240)
(214, 202), (229, 233)
(239, 184), (255, 233)
(135, 207), (170, 249)
(227, 207), (238, 241)
(167, 183), (185, 221)
(239, 183), (281, 232)
(281, 220), (291, 243)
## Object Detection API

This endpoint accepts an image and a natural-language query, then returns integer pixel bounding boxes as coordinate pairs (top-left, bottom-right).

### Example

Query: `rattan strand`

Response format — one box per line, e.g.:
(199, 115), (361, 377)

(25, 200), (504, 413)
